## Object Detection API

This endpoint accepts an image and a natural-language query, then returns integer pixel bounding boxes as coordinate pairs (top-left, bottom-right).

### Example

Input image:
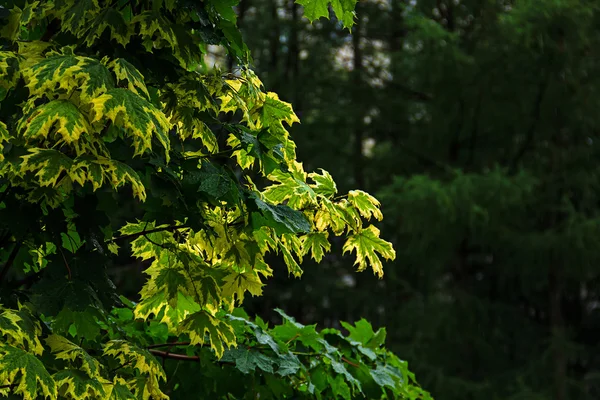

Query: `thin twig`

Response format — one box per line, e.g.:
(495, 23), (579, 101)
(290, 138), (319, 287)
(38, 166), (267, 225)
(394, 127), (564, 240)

(58, 247), (72, 280)
(147, 342), (191, 349)
(0, 243), (22, 283)
(109, 224), (189, 243)
(149, 349), (200, 361)
(342, 357), (359, 368)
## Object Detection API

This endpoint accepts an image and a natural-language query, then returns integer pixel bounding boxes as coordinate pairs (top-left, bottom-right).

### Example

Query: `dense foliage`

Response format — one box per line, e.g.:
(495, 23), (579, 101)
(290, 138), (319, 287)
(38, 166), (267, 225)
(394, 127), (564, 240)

(237, 0), (600, 399)
(0, 0), (430, 399)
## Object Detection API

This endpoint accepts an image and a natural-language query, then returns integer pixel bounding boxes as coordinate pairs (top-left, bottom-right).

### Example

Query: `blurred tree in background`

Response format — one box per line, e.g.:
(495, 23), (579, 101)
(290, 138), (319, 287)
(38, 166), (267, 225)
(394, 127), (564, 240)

(238, 1), (600, 399)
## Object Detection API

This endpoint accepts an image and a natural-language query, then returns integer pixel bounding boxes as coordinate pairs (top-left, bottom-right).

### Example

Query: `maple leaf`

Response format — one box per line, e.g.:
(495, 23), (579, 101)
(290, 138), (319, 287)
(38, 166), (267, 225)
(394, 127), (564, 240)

(103, 340), (167, 399)
(45, 335), (102, 378)
(108, 58), (150, 100)
(0, 344), (56, 400)
(90, 88), (171, 158)
(263, 169), (317, 209)
(84, 7), (131, 47)
(295, 0), (357, 29)
(58, 0), (101, 35)
(222, 270), (264, 304)
(24, 53), (115, 102)
(53, 369), (107, 400)
(104, 382), (136, 400)
(301, 232), (331, 263)
(342, 225), (395, 278)
(348, 190), (383, 221)
(308, 169), (337, 197)
(179, 311), (236, 358)
(250, 193), (311, 235)
(20, 148), (73, 187)
(221, 348), (275, 374)
(19, 100), (91, 145)
(0, 307), (44, 355)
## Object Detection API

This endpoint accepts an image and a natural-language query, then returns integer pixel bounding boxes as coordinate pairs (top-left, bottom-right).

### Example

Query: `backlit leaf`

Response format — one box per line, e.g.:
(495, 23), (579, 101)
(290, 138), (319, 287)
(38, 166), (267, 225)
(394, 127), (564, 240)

(0, 344), (56, 400)
(342, 225), (395, 278)
(347, 190), (383, 221)
(54, 369), (106, 399)
(179, 311), (236, 358)
(19, 100), (91, 144)
(90, 88), (171, 157)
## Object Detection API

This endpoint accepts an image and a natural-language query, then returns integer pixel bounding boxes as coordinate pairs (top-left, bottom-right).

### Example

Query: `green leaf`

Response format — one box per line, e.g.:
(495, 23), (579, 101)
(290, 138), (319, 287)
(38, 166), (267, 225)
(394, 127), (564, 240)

(53, 307), (103, 339)
(20, 148), (73, 187)
(108, 58), (150, 100)
(221, 348), (275, 374)
(301, 232), (331, 263)
(342, 225), (395, 278)
(106, 383), (136, 400)
(25, 53), (115, 101)
(195, 160), (240, 205)
(19, 100), (91, 145)
(84, 7), (131, 47)
(179, 311), (236, 358)
(370, 364), (398, 389)
(296, 0), (356, 29)
(308, 169), (337, 197)
(347, 190), (383, 221)
(53, 369), (106, 399)
(46, 335), (102, 378)
(90, 88), (171, 157)
(0, 344), (56, 400)
(60, 0), (101, 35)
(222, 270), (264, 304)
(0, 306), (43, 355)
(250, 193), (311, 235)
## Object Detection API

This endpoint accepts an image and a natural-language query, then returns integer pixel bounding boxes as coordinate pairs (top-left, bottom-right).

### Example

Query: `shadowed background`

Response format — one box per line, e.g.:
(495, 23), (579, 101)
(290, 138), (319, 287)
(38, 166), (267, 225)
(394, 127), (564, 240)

(222, 1), (600, 399)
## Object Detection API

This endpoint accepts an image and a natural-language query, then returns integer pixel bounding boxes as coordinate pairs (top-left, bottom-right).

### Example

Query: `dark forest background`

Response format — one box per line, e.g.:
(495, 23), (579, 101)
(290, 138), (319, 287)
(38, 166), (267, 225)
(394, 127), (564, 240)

(231, 1), (600, 399)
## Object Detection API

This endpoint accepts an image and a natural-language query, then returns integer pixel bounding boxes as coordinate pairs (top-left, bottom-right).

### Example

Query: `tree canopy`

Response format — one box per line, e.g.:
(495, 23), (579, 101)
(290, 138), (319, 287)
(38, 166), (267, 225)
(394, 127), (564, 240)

(0, 0), (430, 399)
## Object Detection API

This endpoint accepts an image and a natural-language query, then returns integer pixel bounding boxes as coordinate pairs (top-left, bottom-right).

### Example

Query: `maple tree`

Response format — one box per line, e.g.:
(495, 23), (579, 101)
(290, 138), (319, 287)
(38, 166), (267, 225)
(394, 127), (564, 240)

(0, 0), (430, 399)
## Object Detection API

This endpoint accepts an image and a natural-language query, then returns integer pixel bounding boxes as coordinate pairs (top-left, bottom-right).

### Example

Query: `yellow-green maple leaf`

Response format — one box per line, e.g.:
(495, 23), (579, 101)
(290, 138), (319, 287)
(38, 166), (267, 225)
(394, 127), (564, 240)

(24, 53), (114, 102)
(18, 100), (91, 145)
(0, 307), (43, 355)
(103, 340), (167, 399)
(20, 148), (73, 187)
(108, 58), (150, 99)
(84, 7), (132, 47)
(308, 169), (337, 197)
(45, 335), (102, 378)
(179, 311), (236, 358)
(342, 225), (395, 278)
(0, 344), (56, 400)
(57, 0), (101, 35)
(348, 190), (384, 221)
(0, 51), (20, 91)
(53, 369), (107, 400)
(221, 270), (264, 304)
(301, 232), (331, 263)
(91, 88), (171, 158)
(0, 121), (10, 162)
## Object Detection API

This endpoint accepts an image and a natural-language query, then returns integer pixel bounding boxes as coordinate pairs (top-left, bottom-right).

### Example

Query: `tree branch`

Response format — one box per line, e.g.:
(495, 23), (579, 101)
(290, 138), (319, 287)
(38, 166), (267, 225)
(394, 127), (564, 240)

(149, 349), (200, 361)
(509, 70), (551, 173)
(147, 342), (191, 349)
(0, 243), (21, 283)
(109, 224), (190, 243)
